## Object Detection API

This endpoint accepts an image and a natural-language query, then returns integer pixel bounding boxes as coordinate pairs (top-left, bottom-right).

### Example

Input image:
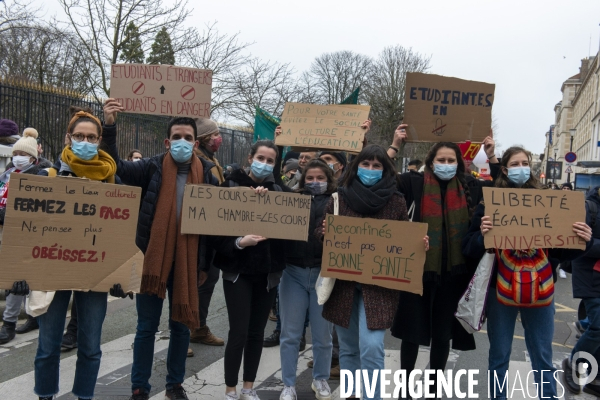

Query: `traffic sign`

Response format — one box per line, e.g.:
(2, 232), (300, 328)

(565, 166), (573, 174)
(565, 152), (577, 163)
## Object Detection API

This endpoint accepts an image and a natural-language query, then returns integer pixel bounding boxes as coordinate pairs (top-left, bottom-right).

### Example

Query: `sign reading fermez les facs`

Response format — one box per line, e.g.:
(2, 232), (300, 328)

(181, 185), (311, 241)
(0, 175), (141, 291)
(110, 63), (212, 117)
(320, 215), (428, 295)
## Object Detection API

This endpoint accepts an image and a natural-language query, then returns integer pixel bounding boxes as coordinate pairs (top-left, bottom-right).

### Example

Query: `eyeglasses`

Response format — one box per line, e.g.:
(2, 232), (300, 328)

(70, 133), (99, 143)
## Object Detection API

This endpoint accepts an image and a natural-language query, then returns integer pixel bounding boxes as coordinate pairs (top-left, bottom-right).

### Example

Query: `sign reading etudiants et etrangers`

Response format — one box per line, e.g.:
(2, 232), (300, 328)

(320, 214), (428, 295)
(275, 102), (371, 152)
(482, 187), (586, 250)
(0, 175), (142, 291)
(181, 185), (311, 241)
(109, 63), (212, 117)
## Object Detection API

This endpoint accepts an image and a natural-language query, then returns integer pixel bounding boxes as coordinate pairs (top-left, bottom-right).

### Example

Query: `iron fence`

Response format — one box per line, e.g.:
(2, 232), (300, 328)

(0, 81), (253, 168)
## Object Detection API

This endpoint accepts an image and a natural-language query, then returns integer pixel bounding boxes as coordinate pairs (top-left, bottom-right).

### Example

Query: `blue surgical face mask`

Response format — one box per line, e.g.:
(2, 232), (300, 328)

(305, 181), (328, 195)
(170, 139), (194, 163)
(71, 140), (98, 161)
(357, 167), (383, 187)
(433, 163), (457, 180)
(507, 166), (530, 186)
(251, 159), (273, 179)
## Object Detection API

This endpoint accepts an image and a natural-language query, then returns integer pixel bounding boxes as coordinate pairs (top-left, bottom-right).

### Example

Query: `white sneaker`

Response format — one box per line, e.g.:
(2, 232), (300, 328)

(559, 269), (567, 279)
(280, 386), (297, 400)
(312, 379), (332, 400)
(239, 389), (260, 400)
(225, 392), (239, 400)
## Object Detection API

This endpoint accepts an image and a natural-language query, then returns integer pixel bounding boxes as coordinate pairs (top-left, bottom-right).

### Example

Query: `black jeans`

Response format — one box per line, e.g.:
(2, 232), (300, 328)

(223, 274), (277, 387)
(198, 265), (220, 326)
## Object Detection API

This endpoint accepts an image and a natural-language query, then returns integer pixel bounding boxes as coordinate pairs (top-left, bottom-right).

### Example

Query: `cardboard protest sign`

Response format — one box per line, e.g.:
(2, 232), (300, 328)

(181, 185), (311, 241)
(403, 72), (495, 143)
(0, 175), (142, 291)
(320, 215), (428, 295)
(90, 251), (143, 293)
(482, 187), (586, 250)
(110, 63), (212, 117)
(276, 102), (370, 152)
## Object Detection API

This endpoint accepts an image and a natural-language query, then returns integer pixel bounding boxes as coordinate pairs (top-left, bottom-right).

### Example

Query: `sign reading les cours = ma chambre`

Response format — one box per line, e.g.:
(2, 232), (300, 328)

(482, 187), (586, 250)
(403, 72), (495, 143)
(275, 102), (371, 153)
(0, 175), (142, 291)
(320, 215), (428, 295)
(110, 63), (212, 117)
(180, 185), (311, 241)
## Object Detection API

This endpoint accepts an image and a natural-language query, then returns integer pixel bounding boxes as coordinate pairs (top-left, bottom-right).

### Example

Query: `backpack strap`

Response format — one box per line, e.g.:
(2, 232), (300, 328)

(332, 192), (339, 216)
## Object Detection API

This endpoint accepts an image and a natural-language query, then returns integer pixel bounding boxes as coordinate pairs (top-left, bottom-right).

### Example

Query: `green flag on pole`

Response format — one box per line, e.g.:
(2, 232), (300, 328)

(340, 87), (360, 105)
(253, 107), (280, 142)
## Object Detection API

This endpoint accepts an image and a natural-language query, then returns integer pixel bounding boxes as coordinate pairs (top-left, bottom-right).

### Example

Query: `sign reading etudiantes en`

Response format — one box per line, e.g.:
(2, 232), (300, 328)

(403, 72), (495, 143)
(482, 187), (586, 250)
(181, 185), (311, 241)
(0, 175), (142, 291)
(320, 215), (428, 295)
(275, 102), (371, 152)
(110, 63), (212, 117)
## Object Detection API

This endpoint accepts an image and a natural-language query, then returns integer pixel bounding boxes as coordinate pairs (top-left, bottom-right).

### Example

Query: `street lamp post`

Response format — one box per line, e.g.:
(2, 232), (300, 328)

(568, 129), (576, 183)
(553, 149), (557, 184)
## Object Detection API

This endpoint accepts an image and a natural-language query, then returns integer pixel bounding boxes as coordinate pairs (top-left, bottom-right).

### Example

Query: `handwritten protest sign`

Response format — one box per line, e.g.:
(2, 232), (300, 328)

(320, 215), (428, 294)
(181, 185), (311, 241)
(110, 63), (212, 117)
(275, 102), (370, 152)
(403, 72), (495, 143)
(482, 187), (586, 250)
(0, 175), (142, 291)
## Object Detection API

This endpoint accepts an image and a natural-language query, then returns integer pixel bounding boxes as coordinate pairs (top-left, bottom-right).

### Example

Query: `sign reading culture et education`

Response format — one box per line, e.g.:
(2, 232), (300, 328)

(320, 214), (428, 295)
(403, 72), (495, 143)
(0, 175), (142, 291)
(109, 63), (212, 117)
(275, 102), (371, 152)
(482, 187), (586, 250)
(181, 185), (311, 241)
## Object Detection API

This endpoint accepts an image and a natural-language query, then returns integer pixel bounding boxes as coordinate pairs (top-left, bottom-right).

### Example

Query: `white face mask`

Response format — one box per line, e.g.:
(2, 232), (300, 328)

(13, 155), (33, 170)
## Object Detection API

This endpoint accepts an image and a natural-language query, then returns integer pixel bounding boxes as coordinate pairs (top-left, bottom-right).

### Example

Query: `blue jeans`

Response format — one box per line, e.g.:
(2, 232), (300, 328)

(571, 298), (600, 373)
(131, 273), (190, 393)
(279, 265), (333, 386)
(486, 291), (557, 399)
(34, 290), (107, 399)
(336, 285), (385, 400)
(276, 285), (309, 334)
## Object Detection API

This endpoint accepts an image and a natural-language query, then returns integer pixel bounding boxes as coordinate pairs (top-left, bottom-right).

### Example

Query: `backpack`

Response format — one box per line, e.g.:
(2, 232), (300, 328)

(561, 200), (597, 274)
(496, 248), (554, 307)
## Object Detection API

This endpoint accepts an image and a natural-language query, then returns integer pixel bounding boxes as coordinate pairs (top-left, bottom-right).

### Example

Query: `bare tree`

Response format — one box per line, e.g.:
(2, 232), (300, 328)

(58, 0), (202, 97)
(0, 22), (95, 94)
(305, 50), (372, 104)
(182, 22), (253, 119)
(363, 45), (431, 147)
(227, 59), (298, 127)
(0, 0), (39, 34)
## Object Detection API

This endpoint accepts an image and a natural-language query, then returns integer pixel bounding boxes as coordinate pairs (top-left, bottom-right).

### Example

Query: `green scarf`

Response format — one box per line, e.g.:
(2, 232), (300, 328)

(421, 169), (469, 282)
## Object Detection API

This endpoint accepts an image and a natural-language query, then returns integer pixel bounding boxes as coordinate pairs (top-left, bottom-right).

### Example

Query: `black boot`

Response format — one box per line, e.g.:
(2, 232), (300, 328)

(16, 315), (39, 334)
(263, 330), (280, 347)
(0, 322), (16, 344)
(561, 358), (582, 394)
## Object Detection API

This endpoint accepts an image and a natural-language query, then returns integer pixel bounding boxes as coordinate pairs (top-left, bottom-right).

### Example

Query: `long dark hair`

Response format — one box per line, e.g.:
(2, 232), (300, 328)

(297, 159), (337, 194)
(495, 146), (540, 189)
(339, 145), (397, 188)
(424, 142), (473, 215)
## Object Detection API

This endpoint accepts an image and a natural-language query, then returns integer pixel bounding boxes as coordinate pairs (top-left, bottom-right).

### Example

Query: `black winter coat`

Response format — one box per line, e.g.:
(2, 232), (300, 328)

(570, 187), (600, 298)
(209, 169), (286, 275)
(102, 124), (219, 253)
(285, 192), (330, 268)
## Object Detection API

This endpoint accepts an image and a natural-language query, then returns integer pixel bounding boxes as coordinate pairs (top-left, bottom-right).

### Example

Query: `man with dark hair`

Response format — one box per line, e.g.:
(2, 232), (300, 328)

(319, 151), (346, 181)
(102, 99), (218, 400)
(407, 159), (423, 172)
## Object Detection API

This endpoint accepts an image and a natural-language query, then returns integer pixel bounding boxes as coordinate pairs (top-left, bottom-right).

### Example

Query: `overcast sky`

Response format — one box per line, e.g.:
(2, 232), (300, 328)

(38, 0), (600, 155)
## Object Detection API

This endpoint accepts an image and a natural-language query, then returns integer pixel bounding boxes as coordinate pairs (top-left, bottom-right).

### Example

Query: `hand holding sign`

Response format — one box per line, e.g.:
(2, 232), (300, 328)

(483, 128), (496, 158)
(104, 98), (125, 125)
(393, 124), (409, 147)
